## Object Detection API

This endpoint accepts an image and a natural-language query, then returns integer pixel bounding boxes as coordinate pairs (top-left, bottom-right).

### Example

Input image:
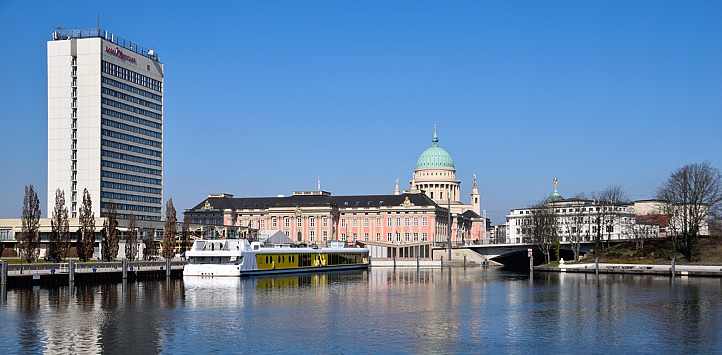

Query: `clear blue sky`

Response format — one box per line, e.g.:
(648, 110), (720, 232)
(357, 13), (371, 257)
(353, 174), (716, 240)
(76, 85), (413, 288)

(1, 1), (721, 223)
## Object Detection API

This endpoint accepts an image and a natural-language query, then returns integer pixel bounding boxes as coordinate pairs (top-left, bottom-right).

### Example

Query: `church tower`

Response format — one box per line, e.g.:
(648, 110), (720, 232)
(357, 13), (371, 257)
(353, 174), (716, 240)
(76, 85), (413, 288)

(470, 173), (480, 214)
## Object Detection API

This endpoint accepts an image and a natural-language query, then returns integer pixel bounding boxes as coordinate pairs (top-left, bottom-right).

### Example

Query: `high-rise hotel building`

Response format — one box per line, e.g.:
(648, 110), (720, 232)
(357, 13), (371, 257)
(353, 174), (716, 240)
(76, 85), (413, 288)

(48, 29), (163, 222)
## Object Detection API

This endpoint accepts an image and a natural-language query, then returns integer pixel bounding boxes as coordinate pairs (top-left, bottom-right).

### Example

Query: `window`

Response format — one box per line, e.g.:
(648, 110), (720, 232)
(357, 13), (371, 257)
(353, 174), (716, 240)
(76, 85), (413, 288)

(396, 233), (401, 242)
(364, 218), (369, 227)
(421, 233), (427, 241)
(364, 233), (369, 241)
(309, 217), (315, 227)
(352, 218), (357, 227)
(297, 217), (302, 227)
(387, 218), (392, 226)
(341, 219), (346, 227)
(413, 218), (418, 226)
(272, 217), (277, 228)
(396, 218), (401, 226)
(414, 233), (419, 241)
(322, 231), (328, 241)
(422, 217), (428, 226)
(387, 233), (392, 241)
(376, 233), (380, 241)
(341, 233), (347, 241)
(405, 233), (410, 241)
(310, 230), (315, 242)
(376, 217), (381, 225)
(284, 217), (290, 228)
(322, 217), (328, 227)
(405, 218), (410, 226)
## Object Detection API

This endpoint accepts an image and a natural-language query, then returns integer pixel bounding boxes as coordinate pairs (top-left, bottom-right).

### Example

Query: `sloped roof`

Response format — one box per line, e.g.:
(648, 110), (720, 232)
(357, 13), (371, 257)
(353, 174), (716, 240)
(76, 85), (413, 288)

(188, 193), (437, 212)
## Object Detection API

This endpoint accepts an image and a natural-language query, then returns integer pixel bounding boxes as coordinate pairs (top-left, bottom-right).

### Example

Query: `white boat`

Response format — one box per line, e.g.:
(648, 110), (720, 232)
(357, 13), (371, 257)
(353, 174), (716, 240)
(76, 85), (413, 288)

(183, 239), (369, 277)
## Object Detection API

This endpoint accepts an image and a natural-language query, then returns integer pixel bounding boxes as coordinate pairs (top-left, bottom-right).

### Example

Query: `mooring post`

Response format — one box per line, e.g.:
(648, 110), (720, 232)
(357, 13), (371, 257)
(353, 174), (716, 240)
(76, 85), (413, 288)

(69, 260), (75, 284)
(671, 256), (676, 278)
(529, 253), (534, 274)
(0, 261), (7, 286)
(463, 255), (467, 268)
(440, 256), (444, 267)
(416, 249), (420, 269)
(122, 259), (128, 280)
(595, 257), (599, 276)
(166, 259), (171, 278)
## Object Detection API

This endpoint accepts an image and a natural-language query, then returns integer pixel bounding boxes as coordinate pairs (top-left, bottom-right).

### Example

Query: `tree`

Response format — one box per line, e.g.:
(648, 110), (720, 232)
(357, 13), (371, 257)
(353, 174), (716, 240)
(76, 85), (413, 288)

(20, 185), (41, 263)
(78, 189), (96, 261)
(48, 189), (70, 262)
(180, 214), (191, 258)
(143, 230), (156, 260)
(101, 204), (120, 261)
(568, 202), (587, 262)
(529, 200), (559, 264)
(125, 214), (138, 261)
(598, 185), (628, 248)
(161, 199), (177, 260)
(657, 162), (722, 260)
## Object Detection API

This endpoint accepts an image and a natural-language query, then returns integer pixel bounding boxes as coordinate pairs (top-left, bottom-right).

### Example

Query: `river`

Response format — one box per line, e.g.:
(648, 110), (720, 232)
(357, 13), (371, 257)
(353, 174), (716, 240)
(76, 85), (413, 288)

(0, 268), (720, 354)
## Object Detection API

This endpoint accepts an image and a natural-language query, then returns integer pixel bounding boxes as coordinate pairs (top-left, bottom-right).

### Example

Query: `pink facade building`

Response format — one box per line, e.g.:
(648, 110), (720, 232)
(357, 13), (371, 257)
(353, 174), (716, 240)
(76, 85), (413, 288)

(185, 128), (486, 248)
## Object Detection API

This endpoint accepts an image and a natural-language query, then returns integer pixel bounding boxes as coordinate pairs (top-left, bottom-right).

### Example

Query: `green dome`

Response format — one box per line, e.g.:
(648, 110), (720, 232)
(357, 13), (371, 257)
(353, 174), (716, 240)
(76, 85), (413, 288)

(416, 129), (455, 169)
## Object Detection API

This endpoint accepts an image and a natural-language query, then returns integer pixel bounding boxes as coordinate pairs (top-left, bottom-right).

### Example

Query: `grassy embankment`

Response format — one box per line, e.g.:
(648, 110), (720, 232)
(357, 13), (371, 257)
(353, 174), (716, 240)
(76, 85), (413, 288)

(574, 236), (722, 265)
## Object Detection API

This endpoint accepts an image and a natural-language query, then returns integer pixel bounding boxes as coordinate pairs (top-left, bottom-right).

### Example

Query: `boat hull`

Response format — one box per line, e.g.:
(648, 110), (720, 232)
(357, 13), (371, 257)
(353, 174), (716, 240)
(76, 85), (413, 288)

(183, 263), (368, 277)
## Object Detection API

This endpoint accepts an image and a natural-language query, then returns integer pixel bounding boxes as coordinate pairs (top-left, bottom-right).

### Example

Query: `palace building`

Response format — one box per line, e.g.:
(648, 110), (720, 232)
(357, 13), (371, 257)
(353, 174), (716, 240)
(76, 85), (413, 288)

(185, 128), (486, 250)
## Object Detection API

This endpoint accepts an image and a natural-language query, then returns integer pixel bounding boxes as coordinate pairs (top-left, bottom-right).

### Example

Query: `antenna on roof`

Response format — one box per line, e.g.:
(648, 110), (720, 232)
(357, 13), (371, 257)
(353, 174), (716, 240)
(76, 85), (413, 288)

(96, 14), (100, 32)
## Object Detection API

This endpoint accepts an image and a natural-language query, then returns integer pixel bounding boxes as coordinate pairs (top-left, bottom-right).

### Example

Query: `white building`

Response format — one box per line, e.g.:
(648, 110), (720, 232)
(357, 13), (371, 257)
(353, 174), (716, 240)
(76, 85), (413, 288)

(47, 29), (164, 223)
(505, 180), (638, 244)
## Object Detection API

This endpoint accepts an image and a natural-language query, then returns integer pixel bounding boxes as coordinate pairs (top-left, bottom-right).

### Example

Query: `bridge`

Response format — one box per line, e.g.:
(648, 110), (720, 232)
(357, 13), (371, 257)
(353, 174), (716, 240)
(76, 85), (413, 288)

(432, 240), (630, 267)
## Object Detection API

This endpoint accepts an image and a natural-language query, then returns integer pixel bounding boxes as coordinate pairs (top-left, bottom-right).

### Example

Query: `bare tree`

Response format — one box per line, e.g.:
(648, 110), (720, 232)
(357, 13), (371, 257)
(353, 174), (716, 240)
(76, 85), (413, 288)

(48, 189), (69, 262)
(78, 189), (96, 261)
(529, 200), (559, 264)
(598, 185), (628, 247)
(101, 204), (120, 261)
(125, 214), (138, 261)
(631, 219), (657, 250)
(180, 214), (191, 258)
(568, 203), (587, 262)
(657, 162), (722, 260)
(20, 185), (41, 263)
(162, 199), (177, 260)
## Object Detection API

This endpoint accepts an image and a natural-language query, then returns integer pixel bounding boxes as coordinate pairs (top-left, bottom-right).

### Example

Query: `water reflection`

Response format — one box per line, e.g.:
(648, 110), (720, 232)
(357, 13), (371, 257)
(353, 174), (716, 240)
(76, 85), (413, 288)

(0, 270), (720, 354)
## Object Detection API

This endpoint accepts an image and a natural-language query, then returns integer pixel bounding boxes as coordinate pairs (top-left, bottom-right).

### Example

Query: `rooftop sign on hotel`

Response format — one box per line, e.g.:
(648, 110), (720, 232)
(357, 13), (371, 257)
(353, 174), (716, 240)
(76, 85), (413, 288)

(105, 45), (137, 64)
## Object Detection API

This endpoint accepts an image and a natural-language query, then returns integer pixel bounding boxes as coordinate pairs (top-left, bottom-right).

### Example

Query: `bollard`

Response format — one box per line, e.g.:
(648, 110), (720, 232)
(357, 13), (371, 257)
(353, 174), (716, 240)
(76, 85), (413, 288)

(416, 252), (420, 269)
(122, 259), (128, 280)
(166, 259), (171, 278)
(595, 257), (599, 276)
(463, 255), (467, 268)
(69, 260), (75, 284)
(529, 254), (533, 274)
(0, 261), (7, 285)
(440, 256), (444, 267)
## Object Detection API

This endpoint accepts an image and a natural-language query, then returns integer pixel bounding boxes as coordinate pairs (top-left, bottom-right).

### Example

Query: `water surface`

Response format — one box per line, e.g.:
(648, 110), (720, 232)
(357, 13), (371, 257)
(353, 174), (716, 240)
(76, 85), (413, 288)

(1, 269), (720, 354)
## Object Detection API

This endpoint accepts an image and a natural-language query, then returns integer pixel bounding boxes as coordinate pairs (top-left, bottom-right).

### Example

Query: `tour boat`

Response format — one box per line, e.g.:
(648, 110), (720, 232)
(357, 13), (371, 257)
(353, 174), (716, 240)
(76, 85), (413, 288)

(183, 239), (369, 277)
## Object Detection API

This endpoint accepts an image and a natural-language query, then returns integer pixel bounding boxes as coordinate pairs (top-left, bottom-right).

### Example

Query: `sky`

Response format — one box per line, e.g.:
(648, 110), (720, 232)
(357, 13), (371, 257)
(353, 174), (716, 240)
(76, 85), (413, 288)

(1, 1), (721, 223)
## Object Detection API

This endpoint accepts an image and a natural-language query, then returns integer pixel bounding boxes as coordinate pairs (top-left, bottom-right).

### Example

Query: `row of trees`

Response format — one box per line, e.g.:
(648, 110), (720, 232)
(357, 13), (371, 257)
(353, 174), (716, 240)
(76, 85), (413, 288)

(16, 185), (192, 263)
(528, 162), (721, 264)
(528, 185), (629, 264)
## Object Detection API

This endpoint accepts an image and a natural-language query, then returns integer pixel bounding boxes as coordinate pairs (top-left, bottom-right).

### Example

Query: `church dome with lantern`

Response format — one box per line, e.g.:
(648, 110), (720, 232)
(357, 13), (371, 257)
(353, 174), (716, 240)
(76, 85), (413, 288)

(416, 129), (455, 170)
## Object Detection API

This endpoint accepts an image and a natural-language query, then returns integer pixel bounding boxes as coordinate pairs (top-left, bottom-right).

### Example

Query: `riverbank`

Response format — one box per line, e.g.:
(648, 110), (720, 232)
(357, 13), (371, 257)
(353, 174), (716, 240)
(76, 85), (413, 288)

(535, 262), (722, 277)
(537, 237), (722, 277)
(577, 236), (722, 265)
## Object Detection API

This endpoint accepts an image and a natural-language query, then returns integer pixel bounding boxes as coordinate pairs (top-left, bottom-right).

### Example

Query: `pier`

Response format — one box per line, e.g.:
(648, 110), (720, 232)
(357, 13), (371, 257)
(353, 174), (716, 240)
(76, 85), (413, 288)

(0, 260), (186, 287)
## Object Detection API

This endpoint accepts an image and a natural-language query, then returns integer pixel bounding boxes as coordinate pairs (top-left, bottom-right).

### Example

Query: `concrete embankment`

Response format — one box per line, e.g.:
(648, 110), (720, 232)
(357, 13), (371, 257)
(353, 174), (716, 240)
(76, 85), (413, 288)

(535, 263), (722, 277)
